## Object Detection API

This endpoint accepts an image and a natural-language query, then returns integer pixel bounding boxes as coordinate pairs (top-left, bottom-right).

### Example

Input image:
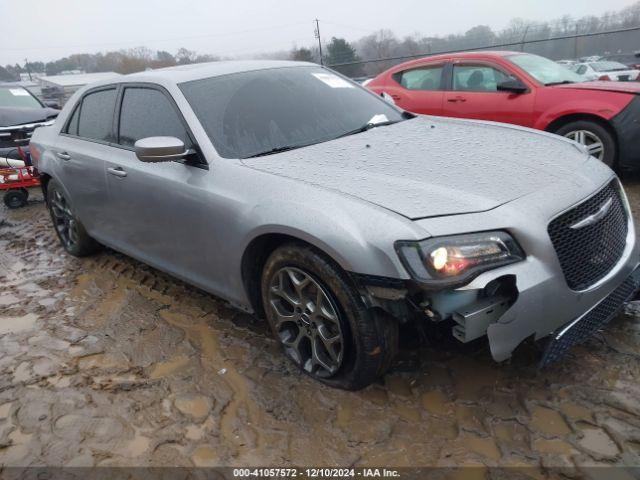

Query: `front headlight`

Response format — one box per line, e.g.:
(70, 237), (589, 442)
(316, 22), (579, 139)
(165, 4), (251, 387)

(395, 231), (525, 287)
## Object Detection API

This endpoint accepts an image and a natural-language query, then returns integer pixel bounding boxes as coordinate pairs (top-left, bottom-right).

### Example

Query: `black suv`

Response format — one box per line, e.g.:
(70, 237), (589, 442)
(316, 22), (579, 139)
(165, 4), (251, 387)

(0, 86), (59, 161)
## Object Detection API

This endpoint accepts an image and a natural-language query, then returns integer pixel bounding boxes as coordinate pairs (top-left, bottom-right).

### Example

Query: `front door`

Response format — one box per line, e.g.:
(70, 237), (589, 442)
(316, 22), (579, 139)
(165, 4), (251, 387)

(102, 85), (213, 286)
(442, 62), (535, 127)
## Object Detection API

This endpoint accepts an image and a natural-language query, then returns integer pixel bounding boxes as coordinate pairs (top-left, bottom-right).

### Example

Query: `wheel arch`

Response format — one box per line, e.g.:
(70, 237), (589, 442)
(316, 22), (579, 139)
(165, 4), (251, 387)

(544, 113), (618, 143)
(544, 113), (618, 163)
(240, 232), (354, 318)
(39, 172), (52, 200)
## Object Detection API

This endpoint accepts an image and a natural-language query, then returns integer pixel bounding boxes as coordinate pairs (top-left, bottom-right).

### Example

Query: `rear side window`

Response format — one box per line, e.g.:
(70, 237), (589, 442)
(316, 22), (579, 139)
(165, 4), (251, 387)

(393, 66), (443, 91)
(76, 89), (117, 142)
(118, 87), (191, 148)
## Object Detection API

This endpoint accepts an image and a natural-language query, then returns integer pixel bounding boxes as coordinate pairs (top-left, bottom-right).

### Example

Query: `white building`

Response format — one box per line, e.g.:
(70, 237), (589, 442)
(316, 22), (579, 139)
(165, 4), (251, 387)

(38, 72), (122, 105)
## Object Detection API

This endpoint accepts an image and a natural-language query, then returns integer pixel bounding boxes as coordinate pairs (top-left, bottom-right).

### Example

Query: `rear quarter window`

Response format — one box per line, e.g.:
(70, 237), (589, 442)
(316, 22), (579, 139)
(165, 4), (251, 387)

(65, 105), (80, 136)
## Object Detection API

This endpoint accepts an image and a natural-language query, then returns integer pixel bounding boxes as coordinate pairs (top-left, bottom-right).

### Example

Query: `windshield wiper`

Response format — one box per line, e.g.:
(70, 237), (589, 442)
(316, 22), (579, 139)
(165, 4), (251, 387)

(336, 120), (399, 140)
(244, 119), (402, 158)
(244, 144), (309, 158)
(545, 80), (575, 86)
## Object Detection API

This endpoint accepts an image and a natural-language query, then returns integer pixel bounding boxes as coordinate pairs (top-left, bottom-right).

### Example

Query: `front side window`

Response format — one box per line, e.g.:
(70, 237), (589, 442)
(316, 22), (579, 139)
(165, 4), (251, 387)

(452, 65), (512, 92)
(118, 87), (191, 148)
(393, 66), (443, 91)
(76, 88), (117, 142)
(0, 87), (43, 109)
(507, 53), (586, 85)
(180, 66), (405, 159)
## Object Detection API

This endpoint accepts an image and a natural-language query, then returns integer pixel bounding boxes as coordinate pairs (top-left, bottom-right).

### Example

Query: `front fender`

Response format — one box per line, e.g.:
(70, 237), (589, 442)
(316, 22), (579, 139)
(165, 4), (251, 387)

(241, 198), (421, 280)
(533, 100), (622, 131)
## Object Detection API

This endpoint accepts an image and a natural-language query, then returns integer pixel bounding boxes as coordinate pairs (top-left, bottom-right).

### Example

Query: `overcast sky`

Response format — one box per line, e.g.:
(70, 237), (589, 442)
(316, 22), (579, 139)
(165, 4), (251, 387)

(3, 0), (637, 65)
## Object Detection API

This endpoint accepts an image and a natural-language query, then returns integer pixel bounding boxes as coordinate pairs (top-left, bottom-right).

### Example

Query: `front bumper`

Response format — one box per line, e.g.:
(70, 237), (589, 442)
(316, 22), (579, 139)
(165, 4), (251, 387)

(483, 187), (639, 362)
(612, 96), (640, 172)
(540, 266), (640, 366)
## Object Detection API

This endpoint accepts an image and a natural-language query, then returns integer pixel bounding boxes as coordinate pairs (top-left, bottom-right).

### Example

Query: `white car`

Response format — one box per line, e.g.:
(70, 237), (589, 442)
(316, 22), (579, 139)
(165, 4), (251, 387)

(572, 61), (640, 82)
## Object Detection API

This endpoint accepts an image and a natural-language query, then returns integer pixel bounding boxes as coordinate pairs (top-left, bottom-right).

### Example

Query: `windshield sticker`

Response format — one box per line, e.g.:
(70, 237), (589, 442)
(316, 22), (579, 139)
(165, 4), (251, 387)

(9, 89), (30, 96)
(312, 73), (354, 89)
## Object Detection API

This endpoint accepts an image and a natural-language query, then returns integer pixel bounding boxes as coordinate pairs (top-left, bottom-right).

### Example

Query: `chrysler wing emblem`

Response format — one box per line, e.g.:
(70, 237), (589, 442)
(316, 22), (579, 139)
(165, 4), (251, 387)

(569, 197), (613, 230)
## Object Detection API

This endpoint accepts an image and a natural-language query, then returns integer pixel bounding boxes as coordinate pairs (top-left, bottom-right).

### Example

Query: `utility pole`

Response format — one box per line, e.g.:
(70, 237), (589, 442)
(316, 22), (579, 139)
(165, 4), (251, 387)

(520, 25), (530, 52)
(24, 58), (32, 81)
(314, 19), (324, 65)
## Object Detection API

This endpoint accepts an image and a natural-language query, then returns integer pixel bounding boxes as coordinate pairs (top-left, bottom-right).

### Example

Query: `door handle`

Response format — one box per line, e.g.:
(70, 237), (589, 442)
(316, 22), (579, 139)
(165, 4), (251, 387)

(56, 152), (71, 161)
(447, 96), (467, 103)
(107, 167), (127, 178)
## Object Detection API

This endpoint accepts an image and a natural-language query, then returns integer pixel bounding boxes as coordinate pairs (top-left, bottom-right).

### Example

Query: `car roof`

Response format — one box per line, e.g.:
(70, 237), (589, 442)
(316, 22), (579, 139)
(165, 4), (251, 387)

(391, 50), (524, 69)
(86, 60), (315, 88)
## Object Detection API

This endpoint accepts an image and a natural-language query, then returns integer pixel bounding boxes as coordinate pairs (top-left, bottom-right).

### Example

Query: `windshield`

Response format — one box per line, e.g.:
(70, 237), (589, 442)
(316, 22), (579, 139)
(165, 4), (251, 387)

(0, 87), (43, 109)
(590, 61), (630, 72)
(180, 66), (405, 159)
(506, 53), (586, 85)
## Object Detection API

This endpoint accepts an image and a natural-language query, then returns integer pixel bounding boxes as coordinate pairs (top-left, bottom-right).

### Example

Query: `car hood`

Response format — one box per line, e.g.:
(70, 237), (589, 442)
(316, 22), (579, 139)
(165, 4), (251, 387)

(553, 81), (640, 95)
(0, 107), (59, 128)
(241, 116), (591, 219)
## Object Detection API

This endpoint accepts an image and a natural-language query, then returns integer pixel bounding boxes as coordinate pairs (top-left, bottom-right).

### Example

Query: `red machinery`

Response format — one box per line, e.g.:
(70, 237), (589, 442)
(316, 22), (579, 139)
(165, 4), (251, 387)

(0, 148), (40, 209)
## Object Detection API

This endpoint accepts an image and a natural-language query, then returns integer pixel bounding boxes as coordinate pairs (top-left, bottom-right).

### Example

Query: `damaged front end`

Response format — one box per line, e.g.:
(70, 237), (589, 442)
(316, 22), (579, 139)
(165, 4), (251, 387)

(354, 271), (520, 350)
(353, 178), (640, 366)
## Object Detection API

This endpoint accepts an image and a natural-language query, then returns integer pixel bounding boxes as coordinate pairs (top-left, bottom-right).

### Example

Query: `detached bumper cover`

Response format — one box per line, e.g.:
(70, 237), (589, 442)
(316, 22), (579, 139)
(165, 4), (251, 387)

(612, 96), (640, 171)
(540, 266), (640, 366)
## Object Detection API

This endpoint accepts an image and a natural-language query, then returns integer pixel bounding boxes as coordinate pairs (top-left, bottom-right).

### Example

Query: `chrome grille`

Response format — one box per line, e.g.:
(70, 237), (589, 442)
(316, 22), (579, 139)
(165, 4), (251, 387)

(548, 180), (628, 291)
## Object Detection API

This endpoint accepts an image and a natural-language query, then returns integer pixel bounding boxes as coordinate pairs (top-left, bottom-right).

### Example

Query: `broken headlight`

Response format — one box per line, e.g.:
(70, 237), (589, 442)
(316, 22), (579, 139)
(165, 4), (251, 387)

(396, 231), (525, 287)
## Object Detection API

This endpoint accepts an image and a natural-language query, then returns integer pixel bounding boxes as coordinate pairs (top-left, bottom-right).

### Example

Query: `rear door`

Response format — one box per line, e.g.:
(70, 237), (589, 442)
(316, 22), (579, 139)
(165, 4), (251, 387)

(53, 87), (117, 236)
(102, 84), (211, 282)
(386, 64), (445, 115)
(442, 61), (535, 127)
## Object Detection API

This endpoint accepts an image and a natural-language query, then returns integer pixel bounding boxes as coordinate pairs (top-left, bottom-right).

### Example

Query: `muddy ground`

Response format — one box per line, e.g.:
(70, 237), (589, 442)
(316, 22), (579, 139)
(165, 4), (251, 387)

(0, 183), (639, 475)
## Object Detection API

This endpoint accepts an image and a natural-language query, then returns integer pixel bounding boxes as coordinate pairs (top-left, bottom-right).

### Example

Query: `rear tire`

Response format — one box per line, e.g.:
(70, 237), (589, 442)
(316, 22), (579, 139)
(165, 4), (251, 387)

(555, 120), (616, 167)
(261, 243), (398, 390)
(46, 179), (100, 257)
(3, 189), (28, 209)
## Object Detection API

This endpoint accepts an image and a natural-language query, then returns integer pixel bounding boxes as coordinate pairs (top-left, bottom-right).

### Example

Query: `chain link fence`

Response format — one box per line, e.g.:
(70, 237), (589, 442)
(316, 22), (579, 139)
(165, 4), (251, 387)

(327, 25), (640, 78)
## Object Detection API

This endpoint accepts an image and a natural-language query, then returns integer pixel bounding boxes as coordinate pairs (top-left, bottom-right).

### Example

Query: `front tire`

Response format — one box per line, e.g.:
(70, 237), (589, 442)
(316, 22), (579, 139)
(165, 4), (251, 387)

(261, 243), (398, 390)
(46, 179), (100, 257)
(555, 120), (616, 167)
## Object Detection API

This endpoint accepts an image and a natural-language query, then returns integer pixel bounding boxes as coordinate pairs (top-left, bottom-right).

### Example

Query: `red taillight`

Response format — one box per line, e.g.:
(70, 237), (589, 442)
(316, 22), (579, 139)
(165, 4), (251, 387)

(598, 75), (611, 81)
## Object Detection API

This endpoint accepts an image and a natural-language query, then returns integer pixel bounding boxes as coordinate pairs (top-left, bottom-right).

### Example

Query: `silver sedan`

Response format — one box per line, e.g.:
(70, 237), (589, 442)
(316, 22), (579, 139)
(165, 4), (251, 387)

(31, 61), (640, 389)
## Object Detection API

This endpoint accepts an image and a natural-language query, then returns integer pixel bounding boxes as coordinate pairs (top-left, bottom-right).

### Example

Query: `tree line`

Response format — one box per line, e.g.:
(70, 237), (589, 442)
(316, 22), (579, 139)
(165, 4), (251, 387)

(2, 1), (639, 82)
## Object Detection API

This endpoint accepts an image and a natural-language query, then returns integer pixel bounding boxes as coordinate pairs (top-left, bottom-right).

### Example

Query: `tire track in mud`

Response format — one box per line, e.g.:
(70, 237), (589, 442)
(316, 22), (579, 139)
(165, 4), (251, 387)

(158, 309), (263, 461)
(81, 248), (271, 463)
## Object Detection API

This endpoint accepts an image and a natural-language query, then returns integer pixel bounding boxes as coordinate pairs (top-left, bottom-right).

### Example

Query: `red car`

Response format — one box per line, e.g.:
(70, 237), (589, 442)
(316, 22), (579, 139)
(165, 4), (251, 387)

(367, 51), (640, 170)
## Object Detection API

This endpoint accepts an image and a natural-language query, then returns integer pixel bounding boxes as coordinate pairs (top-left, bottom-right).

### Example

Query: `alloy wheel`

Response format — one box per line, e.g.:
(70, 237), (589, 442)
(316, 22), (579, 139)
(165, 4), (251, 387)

(268, 267), (344, 378)
(564, 129), (605, 161)
(50, 189), (79, 249)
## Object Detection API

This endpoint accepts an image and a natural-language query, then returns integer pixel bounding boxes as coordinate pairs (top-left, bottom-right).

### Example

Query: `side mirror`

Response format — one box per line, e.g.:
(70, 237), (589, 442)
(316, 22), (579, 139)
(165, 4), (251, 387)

(497, 78), (528, 94)
(44, 101), (61, 109)
(135, 136), (188, 163)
